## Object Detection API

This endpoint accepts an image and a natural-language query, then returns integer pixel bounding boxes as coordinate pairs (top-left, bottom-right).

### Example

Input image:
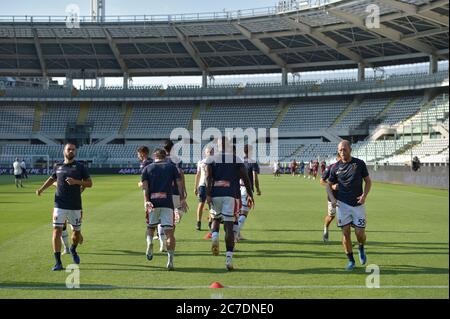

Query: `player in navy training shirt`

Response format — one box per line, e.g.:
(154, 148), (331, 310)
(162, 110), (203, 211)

(206, 137), (254, 271)
(319, 154), (340, 242)
(236, 144), (261, 241)
(163, 139), (187, 224)
(326, 140), (372, 271)
(36, 143), (92, 271)
(136, 146), (167, 255)
(141, 149), (187, 270)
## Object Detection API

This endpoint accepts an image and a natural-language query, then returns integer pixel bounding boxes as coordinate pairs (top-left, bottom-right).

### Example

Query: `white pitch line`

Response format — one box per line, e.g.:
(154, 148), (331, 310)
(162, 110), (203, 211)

(0, 285), (448, 290)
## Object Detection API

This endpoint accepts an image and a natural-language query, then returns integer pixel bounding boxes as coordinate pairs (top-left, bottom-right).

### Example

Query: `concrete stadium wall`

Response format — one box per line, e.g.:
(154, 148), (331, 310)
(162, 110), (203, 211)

(367, 165), (448, 189)
(258, 164), (448, 189)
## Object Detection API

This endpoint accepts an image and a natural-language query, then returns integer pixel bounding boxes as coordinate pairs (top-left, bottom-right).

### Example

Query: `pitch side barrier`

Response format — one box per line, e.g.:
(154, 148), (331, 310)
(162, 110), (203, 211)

(3, 165), (445, 189)
(0, 165), (290, 175)
(368, 165), (449, 190)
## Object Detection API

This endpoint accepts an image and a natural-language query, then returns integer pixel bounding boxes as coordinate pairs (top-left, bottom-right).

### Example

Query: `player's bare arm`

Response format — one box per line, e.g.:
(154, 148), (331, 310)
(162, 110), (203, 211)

(357, 176), (372, 205)
(326, 181), (338, 207)
(36, 176), (56, 196)
(177, 178), (188, 212)
(65, 177), (93, 188)
(254, 171), (261, 196)
(52, 180), (86, 193)
(179, 167), (188, 199)
(240, 166), (255, 208)
(141, 180), (153, 210)
(320, 178), (338, 190)
(205, 164), (213, 205)
(194, 169), (200, 195)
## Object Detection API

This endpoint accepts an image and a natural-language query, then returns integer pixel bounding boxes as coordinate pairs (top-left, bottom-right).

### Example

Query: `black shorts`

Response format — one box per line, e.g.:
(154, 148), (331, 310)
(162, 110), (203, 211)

(14, 174), (22, 179)
(198, 186), (206, 203)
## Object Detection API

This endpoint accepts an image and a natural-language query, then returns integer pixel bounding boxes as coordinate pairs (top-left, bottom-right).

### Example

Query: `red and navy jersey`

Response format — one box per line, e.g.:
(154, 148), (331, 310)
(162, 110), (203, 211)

(328, 157), (369, 207)
(141, 161), (181, 209)
(139, 159), (153, 173)
(243, 158), (260, 192)
(51, 161), (90, 210)
(322, 163), (338, 201)
(206, 153), (244, 198)
(166, 156), (182, 196)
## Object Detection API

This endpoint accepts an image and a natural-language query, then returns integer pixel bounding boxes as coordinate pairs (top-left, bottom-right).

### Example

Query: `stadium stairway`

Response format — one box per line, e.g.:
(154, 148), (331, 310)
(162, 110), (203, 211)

(433, 122), (449, 139)
(76, 102), (91, 125)
(271, 99), (292, 128)
(375, 96), (400, 120)
(291, 145), (305, 159)
(366, 97), (400, 141)
(119, 102), (133, 134)
(400, 93), (439, 127)
(32, 102), (43, 133)
(393, 140), (420, 157)
(330, 95), (364, 128)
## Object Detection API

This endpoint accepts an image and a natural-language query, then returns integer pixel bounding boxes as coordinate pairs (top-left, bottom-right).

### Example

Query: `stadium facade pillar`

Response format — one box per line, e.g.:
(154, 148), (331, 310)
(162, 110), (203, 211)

(43, 76), (49, 89)
(66, 76), (73, 89)
(123, 72), (129, 89)
(358, 63), (365, 81)
(281, 68), (288, 86)
(429, 55), (438, 74)
(202, 71), (208, 88)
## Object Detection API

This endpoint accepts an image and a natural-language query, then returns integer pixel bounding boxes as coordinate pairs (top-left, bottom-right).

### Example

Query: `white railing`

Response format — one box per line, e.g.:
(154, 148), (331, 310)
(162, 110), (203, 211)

(0, 1), (338, 23)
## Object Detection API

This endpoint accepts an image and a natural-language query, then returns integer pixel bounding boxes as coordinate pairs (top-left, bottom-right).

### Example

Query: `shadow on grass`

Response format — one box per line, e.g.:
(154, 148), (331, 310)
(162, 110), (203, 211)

(172, 264), (449, 275)
(263, 229), (430, 234)
(0, 282), (183, 291)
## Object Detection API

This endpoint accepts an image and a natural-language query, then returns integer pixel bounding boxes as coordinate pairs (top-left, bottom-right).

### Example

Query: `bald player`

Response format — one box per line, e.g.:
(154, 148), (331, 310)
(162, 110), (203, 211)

(326, 140), (372, 271)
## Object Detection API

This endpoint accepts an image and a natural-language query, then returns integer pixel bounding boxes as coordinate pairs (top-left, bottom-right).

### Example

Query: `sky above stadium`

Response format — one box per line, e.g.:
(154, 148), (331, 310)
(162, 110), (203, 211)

(2, 0), (278, 16)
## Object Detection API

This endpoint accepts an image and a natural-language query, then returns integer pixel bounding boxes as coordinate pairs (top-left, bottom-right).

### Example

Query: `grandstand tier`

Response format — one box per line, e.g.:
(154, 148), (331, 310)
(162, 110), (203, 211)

(1, 88), (448, 167)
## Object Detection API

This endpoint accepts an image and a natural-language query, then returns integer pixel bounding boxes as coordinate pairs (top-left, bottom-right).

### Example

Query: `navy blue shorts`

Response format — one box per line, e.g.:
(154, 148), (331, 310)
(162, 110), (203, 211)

(198, 186), (206, 203)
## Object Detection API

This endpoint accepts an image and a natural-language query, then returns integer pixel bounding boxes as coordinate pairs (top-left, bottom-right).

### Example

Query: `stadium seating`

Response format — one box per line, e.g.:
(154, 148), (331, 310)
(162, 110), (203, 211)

(125, 104), (194, 136)
(0, 105), (35, 135)
(379, 95), (424, 126)
(335, 98), (390, 129)
(1, 79), (449, 166)
(383, 138), (449, 164)
(40, 103), (80, 135)
(278, 100), (350, 132)
(87, 104), (125, 137)
(198, 102), (278, 131)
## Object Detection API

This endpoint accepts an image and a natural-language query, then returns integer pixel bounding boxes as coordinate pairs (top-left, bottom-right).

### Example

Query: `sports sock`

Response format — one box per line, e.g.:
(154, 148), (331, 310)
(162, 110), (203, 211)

(61, 230), (70, 250)
(146, 234), (153, 246)
(167, 250), (174, 264)
(323, 225), (328, 234)
(226, 251), (233, 258)
(346, 252), (355, 263)
(233, 222), (239, 238)
(54, 252), (62, 264)
(238, 215), (247, 232)
(158, 225), (166, 245)
(211, 231), (219, 242)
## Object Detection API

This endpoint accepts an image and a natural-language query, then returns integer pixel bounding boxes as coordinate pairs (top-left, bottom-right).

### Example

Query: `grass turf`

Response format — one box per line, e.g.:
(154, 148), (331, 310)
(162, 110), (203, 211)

(0, 174), (448, 299)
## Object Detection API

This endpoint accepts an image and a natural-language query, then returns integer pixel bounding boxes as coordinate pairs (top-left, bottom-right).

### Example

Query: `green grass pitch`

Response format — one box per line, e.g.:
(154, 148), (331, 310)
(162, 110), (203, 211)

(0, 174), (448, 299)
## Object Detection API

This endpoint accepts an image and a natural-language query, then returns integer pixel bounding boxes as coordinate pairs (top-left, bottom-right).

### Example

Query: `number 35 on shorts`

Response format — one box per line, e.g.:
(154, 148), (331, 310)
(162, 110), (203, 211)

(356, 218), (366, 227)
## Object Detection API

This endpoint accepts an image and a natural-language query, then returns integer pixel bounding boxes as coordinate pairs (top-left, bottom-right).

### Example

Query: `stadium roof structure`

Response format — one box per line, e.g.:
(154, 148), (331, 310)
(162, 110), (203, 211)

(0, 0), (448, 78)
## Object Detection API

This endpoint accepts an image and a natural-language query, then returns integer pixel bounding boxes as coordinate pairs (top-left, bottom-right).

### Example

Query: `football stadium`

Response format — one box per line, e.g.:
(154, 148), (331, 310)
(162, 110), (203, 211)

(0, 0), (448, 301)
